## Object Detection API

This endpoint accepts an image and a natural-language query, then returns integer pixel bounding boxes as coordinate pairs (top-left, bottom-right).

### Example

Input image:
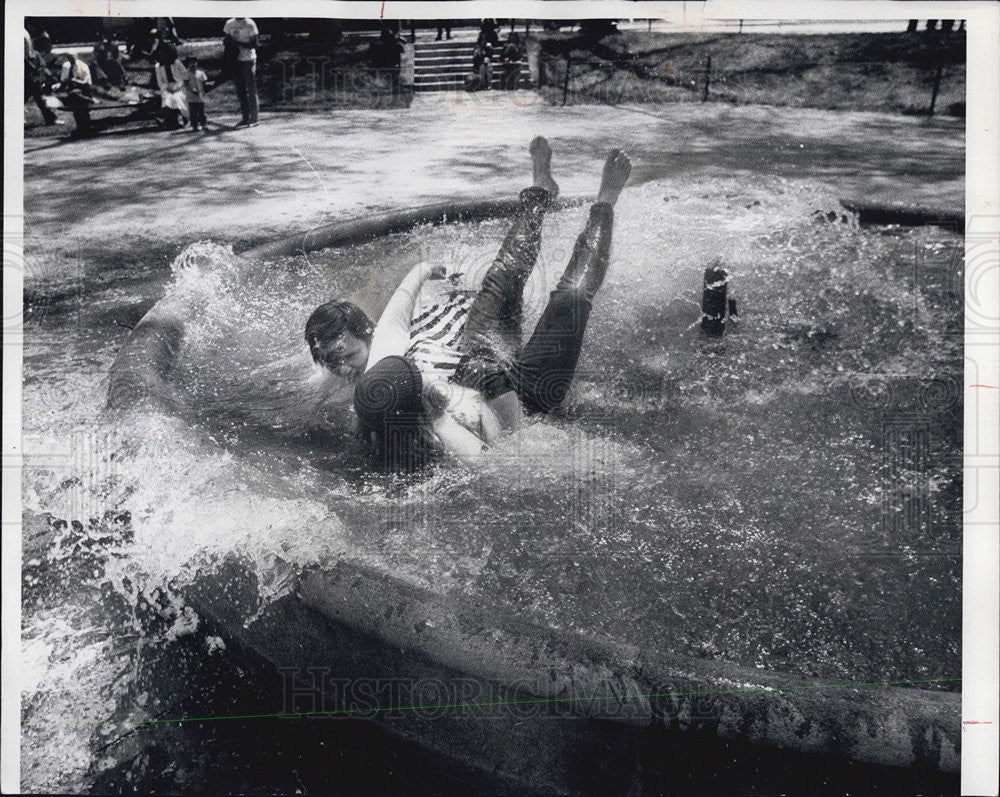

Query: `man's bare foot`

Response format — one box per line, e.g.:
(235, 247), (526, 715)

(597, 149), (632, 207)
(530, 136), (560, 198)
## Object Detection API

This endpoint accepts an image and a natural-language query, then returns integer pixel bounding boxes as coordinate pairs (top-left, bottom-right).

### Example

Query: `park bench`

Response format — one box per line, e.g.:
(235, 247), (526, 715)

(53, 91), (163, 136)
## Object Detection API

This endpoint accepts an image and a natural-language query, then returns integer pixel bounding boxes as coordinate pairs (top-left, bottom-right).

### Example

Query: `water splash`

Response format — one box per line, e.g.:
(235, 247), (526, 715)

(20, 174), (962, 790)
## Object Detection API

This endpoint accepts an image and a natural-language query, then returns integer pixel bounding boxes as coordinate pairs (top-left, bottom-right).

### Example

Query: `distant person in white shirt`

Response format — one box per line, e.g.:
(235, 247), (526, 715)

(59, 52), (92, 88)
(223, 17), (259, 126)
(58, 53), (94, 135)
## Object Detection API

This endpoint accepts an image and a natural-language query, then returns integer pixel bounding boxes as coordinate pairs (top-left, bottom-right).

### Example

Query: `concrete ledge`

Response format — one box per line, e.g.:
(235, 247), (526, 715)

(183, 556), (959, 793)
(241, 194), (964, 263)
(240, 196), (590, 260)
(298, 561), (960, 772)
(840, 199), (965, 234)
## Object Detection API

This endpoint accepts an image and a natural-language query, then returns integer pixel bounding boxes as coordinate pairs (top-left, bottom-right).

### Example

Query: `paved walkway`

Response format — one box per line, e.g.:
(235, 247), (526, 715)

(23, 94), (963, 255)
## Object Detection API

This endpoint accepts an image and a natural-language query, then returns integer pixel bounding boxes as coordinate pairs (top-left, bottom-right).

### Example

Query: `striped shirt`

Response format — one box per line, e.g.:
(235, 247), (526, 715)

(406, 275), (476, 381)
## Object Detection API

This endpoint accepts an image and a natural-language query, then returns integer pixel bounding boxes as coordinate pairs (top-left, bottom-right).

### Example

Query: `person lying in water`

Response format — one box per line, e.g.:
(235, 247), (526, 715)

(350, 138), (632, 470)
(300, 244), (439, 401)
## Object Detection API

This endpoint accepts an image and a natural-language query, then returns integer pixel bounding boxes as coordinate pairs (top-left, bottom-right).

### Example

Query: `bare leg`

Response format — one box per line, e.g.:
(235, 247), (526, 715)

(596, 149), (630, 207)
(530, 135), (559, 197)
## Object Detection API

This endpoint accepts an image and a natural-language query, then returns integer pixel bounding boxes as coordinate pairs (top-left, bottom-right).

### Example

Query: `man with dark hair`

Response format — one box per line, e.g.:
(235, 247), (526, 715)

(300, 249), (432, 399)
(304, 300), (375, 379)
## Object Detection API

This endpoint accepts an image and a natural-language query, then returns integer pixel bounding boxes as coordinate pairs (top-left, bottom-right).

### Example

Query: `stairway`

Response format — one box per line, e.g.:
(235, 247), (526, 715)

(413, 38), (528, 92)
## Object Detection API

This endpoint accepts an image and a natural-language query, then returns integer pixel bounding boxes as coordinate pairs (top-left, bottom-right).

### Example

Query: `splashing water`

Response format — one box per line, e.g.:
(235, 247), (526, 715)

(20, 175), (962, 790)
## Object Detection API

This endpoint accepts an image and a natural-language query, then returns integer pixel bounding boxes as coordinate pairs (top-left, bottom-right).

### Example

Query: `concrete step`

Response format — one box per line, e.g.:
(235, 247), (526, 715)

(413, 79), (530, 92)
(415, 40), (478, 47)
(414, 54), (485, 67)
(415, 42), (477, 55)
(415, 65), (484, 78)
(415, 69), (525, 82)
(413, 78), (490, 91)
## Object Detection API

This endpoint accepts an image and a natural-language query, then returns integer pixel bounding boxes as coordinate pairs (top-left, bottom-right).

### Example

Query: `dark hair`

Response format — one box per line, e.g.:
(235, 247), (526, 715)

(155, 41), (177, 65)
(354, 356), (438, 473)
(304, 300), (374, 364)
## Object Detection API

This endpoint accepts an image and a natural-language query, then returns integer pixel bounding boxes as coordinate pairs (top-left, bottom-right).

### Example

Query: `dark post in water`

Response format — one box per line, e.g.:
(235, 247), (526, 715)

(701, 264), (728, 336)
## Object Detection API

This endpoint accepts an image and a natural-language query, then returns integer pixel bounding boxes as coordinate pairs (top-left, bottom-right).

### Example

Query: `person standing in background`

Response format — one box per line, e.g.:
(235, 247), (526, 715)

(93, 37), (128, 89)
(478, 18), (499, 48)
(471, 41), (493, 91)
(155, 17), (182, 45)
(24, 28), (58, 125)
(223, 16), (259, 126)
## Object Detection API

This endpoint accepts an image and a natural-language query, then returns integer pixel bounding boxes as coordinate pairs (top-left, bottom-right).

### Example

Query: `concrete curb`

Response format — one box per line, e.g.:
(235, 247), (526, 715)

(240, 195), (591, 260)
(840, 198), (964, 234)
(297, 562), (960, 771)
(240, 194), (965, 263)
(183, 556), (959, 794)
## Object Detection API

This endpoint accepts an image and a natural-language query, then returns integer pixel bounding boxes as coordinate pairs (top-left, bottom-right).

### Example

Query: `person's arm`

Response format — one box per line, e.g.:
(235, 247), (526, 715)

(365, 262), (442, 368)
(349, 246), (435, 322)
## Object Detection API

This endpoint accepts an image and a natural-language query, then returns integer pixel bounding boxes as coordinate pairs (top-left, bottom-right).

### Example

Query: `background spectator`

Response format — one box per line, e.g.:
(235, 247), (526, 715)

(153, 43), (188, 130)
(183, 56), (210, 132)
(155, 17), (182, 45)
(125, 19), (157, 60)
(58, 52), (93, 135)
(93, 37), (128, 89)
(25, 28), (58, 125)
(33, 28), (55, 66)
(471, 41), (493, 91)
(373, 25), (404, 96)
(500, 33), (523, 90)
(223, 16), (259, 126)
(478, 19), (499, 48)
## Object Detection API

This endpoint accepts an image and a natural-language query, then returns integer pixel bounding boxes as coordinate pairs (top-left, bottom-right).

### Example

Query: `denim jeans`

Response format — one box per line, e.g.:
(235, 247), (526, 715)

(234, 60), (258, 123)
(455, 186), (614, 413)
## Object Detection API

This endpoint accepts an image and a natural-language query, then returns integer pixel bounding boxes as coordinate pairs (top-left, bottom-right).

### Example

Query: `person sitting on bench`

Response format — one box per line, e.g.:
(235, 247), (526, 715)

(57, 53), (94, 135)
(93, 37), (128, 90)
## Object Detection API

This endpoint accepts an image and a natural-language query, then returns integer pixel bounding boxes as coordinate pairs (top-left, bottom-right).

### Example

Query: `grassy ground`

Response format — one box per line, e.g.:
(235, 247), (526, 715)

(536, 31), (966, 115)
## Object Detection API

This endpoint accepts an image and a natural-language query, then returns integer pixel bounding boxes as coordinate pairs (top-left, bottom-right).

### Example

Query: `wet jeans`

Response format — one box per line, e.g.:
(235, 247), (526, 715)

(234, 60), (258, 123)
(455, 186), (614, 413)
